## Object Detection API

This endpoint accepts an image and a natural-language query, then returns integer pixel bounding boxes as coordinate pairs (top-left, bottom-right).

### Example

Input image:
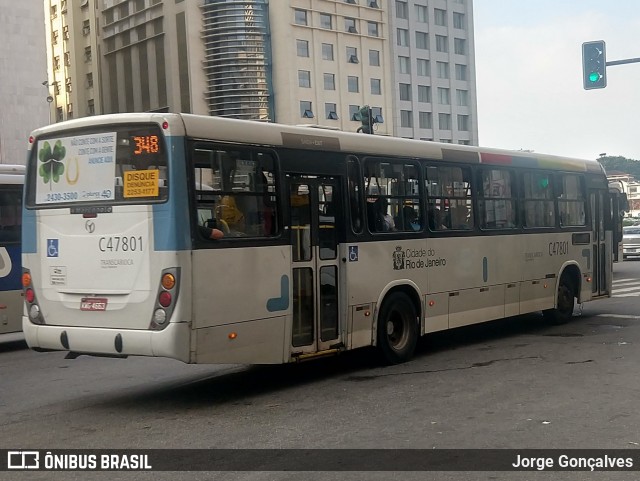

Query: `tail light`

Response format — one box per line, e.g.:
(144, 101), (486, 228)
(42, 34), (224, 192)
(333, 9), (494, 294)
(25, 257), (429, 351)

(22, 268), (45, 324)
(149, 268), (180, 330)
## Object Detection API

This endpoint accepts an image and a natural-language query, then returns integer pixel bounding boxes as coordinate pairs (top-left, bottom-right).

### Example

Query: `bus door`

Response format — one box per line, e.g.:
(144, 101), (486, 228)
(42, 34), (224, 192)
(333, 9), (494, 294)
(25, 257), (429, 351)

(287, 175), (343, 356)
(590, 189), (609, 296)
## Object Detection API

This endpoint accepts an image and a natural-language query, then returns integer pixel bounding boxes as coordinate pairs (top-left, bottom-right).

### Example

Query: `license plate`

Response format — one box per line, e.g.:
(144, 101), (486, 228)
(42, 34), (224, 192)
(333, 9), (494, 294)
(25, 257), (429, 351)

(80, 297), (108, 311)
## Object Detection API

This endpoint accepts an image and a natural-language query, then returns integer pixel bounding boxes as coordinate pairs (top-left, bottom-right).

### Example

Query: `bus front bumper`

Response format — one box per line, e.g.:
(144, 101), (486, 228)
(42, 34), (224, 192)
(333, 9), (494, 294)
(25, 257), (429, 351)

(22, 318), (191, 363)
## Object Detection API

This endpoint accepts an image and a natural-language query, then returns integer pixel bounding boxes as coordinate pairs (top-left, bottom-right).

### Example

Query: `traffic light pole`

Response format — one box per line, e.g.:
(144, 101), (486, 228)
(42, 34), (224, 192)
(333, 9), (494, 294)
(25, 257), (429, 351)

(606, 57), (640, 66)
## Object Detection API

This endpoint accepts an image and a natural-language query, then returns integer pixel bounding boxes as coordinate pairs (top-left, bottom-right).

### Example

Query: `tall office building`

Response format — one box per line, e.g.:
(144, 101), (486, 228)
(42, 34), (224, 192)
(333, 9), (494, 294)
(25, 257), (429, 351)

(0, 1), (48, 164)
(43, 0), (477, 144)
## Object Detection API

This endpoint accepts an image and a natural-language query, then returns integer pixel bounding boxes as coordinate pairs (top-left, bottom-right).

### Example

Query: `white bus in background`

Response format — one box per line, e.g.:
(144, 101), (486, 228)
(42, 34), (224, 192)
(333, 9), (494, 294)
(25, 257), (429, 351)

(22, 114), (617, 365)
(0, 164), (24, 338)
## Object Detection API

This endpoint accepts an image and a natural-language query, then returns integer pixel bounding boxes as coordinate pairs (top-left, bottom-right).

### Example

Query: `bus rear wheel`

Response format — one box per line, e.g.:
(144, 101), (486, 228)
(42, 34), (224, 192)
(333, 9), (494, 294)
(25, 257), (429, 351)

(544, 276), (575, 325)
(376, 292), (418, 364)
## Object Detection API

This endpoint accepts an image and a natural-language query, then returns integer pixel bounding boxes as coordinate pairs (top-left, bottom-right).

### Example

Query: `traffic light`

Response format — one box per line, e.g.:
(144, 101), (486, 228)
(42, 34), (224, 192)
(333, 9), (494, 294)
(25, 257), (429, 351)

(357, 105), (373, 134)
(582, 40), (607, 90)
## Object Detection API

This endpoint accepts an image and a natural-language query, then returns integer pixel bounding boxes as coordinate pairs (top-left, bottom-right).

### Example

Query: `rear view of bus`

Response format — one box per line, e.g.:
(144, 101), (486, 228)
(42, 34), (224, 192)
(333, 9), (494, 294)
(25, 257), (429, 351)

(22, 114), (191, 361)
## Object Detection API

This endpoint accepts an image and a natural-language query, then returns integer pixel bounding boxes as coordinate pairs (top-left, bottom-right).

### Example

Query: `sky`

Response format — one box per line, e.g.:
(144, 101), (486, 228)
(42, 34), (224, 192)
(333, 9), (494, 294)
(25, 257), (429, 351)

(473, 0), (640, 161)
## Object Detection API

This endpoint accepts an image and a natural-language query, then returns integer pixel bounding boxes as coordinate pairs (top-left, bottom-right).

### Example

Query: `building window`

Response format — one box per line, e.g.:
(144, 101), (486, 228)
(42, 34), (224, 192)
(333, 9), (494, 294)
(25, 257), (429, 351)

(348, 76), (359, 93)
(369, 49), (380, 66)
(399, 83), (411, 101)
(457, 114), (469, 131)
(416, 31), (428, 50)
(300, 101), (314, 118)
(325, 103), (338, 120)
(436, 35), (448, 53)
(400, 110), (413, 128)
(398, 56), (410, 74)
(434, 8), (447, 26)
(52, 30), (59, 45)
(453, 12), (465, 29)
(104, 9), (114, 24)
(437, 87), (450, 105)
(397, 28), (409, 47)
(85, 46), (92, 63)
(454, 38), (467, 55)
(83, 19), (91, 35)
(294, 9), (308, 26)
(456, 89), (468, 106)
(371, 107), (383, 123)
(106, 37), (115, 53)
(119, 2), (129, 17)
(455, 63), (468, 81)
(53, 55), (60, 70)
(53, 81), (60, 95)
(320, 13), (332, 29)
(371, 78), (381, 95)
(368, 0), (379, 8)
(135, 0), (145, 12)
(321, 43), (334, 61)
(299, 70), (311, 88)
(296, 39), (309, 57)
(62, 25), (70, 40)
(65, 78), (72, 92)
(345, 0), (357, 3)
(347, 46), (359, 63)
(64, 52), (71, 67)
(87, 99), (95, 116)
(418, 85), (431, 103)
(367, 22), (379, 37)
(395, 1), (408, 19)
(436, 61), (449, 79)
(86, 72), (93, 88)
(50, 5), (57, 19)
(417, 58), (429, 76)
(324, 73), (336, 90)
(349, 105), (360, 121)
(345, 18), (358, 33)
(419, 112), (432, 129)
(415, 4), (428, 22)
(439, 113), (451, 130)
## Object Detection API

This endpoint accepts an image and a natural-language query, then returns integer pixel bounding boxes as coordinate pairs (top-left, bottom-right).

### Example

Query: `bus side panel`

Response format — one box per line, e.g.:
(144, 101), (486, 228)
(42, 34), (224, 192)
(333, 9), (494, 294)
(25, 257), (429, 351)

(0, 244), (22, 334)
(191, 245), (291, 364)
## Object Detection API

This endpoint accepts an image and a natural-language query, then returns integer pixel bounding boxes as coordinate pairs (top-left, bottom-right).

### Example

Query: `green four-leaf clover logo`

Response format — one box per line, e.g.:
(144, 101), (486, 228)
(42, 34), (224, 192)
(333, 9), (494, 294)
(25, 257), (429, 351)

(38, 140), (66, 189)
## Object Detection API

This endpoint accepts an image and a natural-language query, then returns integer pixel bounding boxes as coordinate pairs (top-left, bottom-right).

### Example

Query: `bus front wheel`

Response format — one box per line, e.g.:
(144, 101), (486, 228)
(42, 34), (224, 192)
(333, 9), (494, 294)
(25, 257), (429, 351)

(376, 292), (418, 364)
(544, 276), (575, 325)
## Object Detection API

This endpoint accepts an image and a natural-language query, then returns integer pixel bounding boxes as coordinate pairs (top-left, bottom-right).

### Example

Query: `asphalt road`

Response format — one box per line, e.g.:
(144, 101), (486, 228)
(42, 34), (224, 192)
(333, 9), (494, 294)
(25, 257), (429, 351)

(1, 261), (639, 481)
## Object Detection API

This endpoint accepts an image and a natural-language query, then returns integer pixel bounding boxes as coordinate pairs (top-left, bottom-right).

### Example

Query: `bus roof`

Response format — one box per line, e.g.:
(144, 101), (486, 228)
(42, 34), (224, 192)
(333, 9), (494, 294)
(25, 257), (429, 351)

(30, 113), (604, 175)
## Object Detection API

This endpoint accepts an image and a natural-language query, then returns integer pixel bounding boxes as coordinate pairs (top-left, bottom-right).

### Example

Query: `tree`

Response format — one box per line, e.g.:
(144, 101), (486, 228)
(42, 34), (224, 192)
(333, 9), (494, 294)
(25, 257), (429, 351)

(597, 155), (640, 178)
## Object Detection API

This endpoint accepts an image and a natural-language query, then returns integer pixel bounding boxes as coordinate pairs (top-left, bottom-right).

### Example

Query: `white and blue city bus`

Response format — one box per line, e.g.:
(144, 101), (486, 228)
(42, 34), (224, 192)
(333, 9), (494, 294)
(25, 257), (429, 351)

(0, 164), (25, 337)
(22, 114), (615, 365)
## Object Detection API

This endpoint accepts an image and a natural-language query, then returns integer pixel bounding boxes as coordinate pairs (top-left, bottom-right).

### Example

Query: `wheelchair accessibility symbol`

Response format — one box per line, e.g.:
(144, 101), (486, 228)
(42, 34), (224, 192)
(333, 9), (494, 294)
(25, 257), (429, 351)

(47, 239), (59, 258)
(348, 246), (359, 262)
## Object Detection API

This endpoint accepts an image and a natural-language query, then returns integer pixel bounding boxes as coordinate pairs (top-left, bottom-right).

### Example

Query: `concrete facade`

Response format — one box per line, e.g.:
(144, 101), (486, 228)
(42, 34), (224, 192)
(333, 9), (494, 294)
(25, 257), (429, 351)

(0, 1), (48, 165)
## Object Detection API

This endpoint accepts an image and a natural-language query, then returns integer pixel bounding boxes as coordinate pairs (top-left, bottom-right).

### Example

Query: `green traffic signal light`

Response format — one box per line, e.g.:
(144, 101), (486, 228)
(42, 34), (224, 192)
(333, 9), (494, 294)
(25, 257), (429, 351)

(582, 40), (607, 90)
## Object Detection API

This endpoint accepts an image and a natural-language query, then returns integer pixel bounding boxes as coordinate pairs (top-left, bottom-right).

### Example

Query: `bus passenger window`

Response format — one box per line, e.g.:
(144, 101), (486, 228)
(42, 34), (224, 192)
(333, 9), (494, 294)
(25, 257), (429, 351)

(192, 146), (279, 240)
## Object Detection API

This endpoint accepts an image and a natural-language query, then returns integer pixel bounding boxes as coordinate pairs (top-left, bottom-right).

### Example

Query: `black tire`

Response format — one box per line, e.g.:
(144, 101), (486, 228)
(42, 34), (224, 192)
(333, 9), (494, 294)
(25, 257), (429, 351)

(543, 275), (575, 325)
(376, 292), (418, 364)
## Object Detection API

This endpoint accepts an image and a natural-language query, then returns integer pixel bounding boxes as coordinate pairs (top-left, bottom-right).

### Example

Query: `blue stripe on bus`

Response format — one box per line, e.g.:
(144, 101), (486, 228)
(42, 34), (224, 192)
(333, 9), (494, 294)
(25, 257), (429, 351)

(22, 207), (37, 254)
(152, 136), (191, 251)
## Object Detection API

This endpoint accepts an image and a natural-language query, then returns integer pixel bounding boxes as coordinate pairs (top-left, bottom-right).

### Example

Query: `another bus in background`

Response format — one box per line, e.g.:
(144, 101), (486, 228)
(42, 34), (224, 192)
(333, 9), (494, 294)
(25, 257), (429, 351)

(0, 164), (24, 337)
